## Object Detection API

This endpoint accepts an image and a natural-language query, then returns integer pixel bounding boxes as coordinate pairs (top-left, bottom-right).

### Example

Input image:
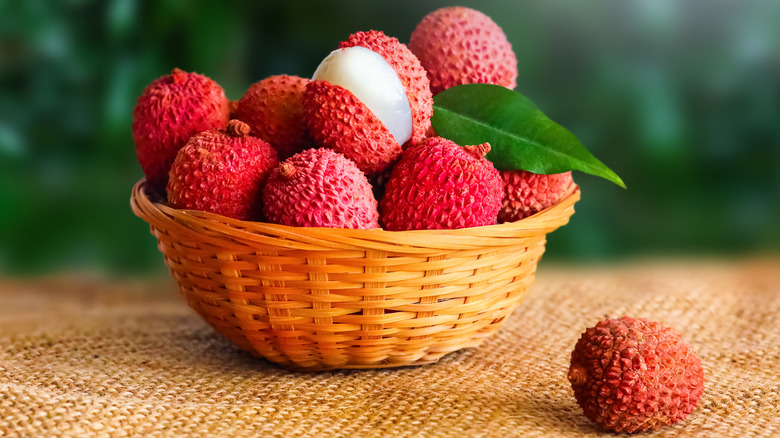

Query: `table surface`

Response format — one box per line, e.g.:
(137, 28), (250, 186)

(1, 259), (778, 437)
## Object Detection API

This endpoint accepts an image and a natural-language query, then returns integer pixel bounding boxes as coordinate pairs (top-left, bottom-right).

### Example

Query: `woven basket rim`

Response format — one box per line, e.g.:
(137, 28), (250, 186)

(131, 178), (580, 238)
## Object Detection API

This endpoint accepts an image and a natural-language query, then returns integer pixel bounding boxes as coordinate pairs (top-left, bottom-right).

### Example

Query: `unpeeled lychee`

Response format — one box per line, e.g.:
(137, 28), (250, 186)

(498, 170), (574, 222)
(133, 68), (230, 191)
(233, 75), (312, 159)
(409, 6), (518, 95)
(380, 137), (502, 231)
(304, 30), (433, 175)
(166, 120), (278, 221)
(262, 148), (379, 229)
(568, 316), (705, 433)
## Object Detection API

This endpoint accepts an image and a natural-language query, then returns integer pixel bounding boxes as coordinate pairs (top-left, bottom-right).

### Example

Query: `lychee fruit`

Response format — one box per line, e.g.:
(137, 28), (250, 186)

(341, 30), (434, 144)
(262, 148), (379, 229)
(133, 68), (230, 191)
(380, 137), (502, 231)
(233, 75), (312, 159)
(408, 6), (518, 95)
(568, 316), (705, 433)
(166, 120), (278, 221)
(498, 170), (574, 222)
(303, 30), (433, 175)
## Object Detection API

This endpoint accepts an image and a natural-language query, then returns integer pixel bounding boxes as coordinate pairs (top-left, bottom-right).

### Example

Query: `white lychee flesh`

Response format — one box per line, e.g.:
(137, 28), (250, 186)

(312, 46), (413, 145)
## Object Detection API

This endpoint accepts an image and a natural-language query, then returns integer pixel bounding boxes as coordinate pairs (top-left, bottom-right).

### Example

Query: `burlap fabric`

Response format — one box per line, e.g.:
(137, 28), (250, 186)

(1, 259), (778, 437)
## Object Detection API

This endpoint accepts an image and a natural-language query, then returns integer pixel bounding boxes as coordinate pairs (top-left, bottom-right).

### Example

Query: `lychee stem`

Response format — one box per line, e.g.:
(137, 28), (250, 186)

(171, 68), (187, 83)
(279, 163), (297, 179)
(463, 142), (491, 158)
(226, 120), (251, 137)
(568, 365), (587, 386)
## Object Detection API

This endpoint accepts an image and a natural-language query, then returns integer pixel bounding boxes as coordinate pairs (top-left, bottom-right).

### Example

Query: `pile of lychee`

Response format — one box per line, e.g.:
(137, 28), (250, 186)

(132, 6), (573, 231)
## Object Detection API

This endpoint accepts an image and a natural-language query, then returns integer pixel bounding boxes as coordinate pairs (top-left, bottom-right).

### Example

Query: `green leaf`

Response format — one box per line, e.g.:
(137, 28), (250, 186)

(432, 84), (626, 188)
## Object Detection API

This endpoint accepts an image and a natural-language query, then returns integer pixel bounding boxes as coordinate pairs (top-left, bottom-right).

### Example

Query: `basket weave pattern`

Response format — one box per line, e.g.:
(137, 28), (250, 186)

(131, 180), (579, 370)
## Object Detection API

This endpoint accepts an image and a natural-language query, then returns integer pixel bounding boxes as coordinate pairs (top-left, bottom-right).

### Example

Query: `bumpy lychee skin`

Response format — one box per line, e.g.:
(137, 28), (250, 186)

(498, 170), (574, 222)
(304, 81), (400, 176)
(133, 68), (230, 191)
(166, 120), (278, 221)
(380, 137), (502, 231)
(234, 75), (312, 159)
(262, 148), (379, 229)
(304, 30), (433, 175)
(409, 7), (518, 95)
(568, 316), (705, 433)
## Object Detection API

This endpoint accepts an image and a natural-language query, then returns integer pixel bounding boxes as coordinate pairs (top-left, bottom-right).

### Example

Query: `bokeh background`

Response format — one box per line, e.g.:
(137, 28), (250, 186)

(1, 0), (778, 275)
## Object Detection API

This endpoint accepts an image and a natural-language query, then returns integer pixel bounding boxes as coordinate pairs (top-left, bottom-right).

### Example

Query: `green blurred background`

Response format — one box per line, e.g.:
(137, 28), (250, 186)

(1, 0), (778, 275)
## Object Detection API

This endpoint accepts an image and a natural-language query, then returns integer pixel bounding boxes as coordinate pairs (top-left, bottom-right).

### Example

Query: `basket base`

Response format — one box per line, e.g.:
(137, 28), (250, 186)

(197, 297), (519, 371)
(249, 349), (466, 372)
(173, 265), (531, 371)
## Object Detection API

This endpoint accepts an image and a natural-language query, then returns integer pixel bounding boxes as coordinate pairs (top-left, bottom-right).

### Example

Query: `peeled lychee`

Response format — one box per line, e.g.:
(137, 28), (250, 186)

(568, 316), (705, 433)
(380, 137), (502, 231)
(166, 120), (278, 221)
(498, 170), (574, 222)
(409, 6), (518, 95)
(262, 148), (379, 229)
(233, 75), (312, 159)
(133, 68), (230, 191)
(340, 30), (433, 144)
(304, 30), (433, 175)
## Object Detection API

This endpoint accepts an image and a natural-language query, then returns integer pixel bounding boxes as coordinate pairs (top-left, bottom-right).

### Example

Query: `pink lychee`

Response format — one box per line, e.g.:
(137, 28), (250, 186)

(234, 75), (312, 159)
(409, 6), (518, 95)
(380, 137), (502, 231)
(569, 316), (705, 433)
(133, 68), (230, 191)
(498, 170), (574, 222)
(262, 148), (379, 229)
(166, 120), (278, 221)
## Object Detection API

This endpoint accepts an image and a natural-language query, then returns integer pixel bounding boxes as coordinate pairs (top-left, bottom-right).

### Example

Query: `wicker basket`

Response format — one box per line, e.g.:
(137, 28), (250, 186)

(131, 179), (579, 370)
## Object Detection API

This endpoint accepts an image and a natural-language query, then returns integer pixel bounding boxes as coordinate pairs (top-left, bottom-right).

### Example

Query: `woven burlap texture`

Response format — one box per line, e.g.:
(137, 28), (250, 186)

(2, 259), (778, 437)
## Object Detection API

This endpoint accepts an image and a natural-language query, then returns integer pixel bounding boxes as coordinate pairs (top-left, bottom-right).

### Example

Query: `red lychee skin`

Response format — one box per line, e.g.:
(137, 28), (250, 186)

(234, 75), (312, 159)
(498, 170), (574, 222)
(133, 68), (230, 191)
(166, 120), (278, 221)
(340, 30), (433, 143)
(568, 316), (705, 433)
(408, 7), (518, 95)
(380, 137), (502, 231)
(262, 148), (379, 229)
(304, 81), (401, 176)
